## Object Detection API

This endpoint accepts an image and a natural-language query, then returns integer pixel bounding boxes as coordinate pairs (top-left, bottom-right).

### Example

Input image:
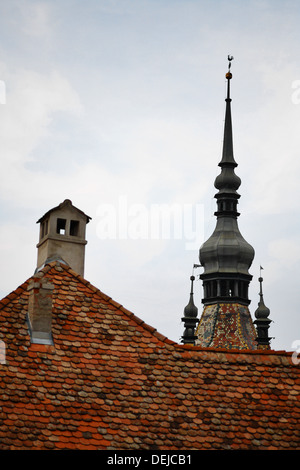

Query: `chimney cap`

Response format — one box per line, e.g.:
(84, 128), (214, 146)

(36, 199), (91, 224)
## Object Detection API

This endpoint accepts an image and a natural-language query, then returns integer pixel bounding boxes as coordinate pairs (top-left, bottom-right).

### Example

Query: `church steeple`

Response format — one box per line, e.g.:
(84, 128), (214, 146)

(199, 57), (255, 306)
(195, 57), (257, 350)
(214, 56), (240, 218)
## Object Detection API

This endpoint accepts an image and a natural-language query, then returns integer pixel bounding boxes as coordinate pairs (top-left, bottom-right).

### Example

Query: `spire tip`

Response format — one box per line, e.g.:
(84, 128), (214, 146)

(226, 55), (234, 79)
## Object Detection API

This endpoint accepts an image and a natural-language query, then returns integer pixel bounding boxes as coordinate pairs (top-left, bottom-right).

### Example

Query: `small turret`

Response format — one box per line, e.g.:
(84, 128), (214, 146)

(181, 275), (199, 345)
(254, 269), (272, 349)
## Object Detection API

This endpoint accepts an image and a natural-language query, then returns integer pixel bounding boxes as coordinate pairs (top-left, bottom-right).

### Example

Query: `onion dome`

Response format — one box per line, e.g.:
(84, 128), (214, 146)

(255, 277), (270, 319)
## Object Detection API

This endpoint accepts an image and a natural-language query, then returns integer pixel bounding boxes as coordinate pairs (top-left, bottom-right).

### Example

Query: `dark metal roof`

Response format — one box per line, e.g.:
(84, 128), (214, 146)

(199, 59), (254, 289)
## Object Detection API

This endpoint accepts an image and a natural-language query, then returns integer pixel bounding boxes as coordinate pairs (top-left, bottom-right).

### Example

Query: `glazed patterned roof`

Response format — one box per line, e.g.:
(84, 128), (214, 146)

(0, 261), (299, 450)
(196, 303), (258, 350)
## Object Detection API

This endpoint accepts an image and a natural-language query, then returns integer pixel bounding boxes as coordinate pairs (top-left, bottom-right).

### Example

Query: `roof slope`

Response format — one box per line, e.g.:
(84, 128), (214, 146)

(0, 262), (299, 450)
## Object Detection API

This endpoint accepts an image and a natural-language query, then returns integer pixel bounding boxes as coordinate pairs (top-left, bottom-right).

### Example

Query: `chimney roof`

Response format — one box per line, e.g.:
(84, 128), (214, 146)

(36, 199), (91, 224)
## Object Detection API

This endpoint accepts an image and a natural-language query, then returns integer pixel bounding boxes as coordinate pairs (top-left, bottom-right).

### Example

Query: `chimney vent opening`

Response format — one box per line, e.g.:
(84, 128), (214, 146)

(41, 219), (49, 239)
(70, 220), (79, 236)
(56, 218), (66, 235)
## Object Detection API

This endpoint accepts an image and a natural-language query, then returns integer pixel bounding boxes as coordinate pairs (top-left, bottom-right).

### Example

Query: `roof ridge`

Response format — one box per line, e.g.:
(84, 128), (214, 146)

(0, 261), (296, 365)
(41, 261), (174, 345)
(0, 262), (57, 309)
(2, 261), (293, 355)
(0, 279), (30, 309)
(108, 298), (174, 345)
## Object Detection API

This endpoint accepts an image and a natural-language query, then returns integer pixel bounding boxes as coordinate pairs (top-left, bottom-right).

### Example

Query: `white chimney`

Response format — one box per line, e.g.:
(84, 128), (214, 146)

(36, 199), (91, 277)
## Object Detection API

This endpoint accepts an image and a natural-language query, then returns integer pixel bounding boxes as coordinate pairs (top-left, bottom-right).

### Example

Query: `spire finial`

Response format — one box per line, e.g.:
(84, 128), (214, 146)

(260, 265), (263, 277)
(226, 55), (234, 99)
(227, 55), (234, 69)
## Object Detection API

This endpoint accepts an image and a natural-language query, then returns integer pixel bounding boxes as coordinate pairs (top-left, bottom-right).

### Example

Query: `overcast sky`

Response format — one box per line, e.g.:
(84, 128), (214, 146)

(0, 0), (299, 352)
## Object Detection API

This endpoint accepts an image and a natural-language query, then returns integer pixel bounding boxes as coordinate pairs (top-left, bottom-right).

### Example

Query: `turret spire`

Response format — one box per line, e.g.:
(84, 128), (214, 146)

(181, 274), (199, 345)
(195, 57), (257, 350)
(254, 268), (272, 349)
(199, 57), (255, 305)
(214, 56), (241, 218)
(220, 55), (237, 168)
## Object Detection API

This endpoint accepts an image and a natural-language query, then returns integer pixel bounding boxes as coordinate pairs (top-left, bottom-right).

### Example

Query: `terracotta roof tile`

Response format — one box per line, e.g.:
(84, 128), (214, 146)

(0, 261), (299, 450)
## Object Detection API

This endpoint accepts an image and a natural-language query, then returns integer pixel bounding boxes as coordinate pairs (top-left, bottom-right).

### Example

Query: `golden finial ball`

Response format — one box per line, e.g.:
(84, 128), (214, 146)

(226, 72), (232, 79)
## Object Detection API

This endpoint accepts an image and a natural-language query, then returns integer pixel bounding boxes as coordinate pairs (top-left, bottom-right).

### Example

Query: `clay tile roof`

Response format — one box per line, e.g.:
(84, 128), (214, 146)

(0, 261), (299, 450)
